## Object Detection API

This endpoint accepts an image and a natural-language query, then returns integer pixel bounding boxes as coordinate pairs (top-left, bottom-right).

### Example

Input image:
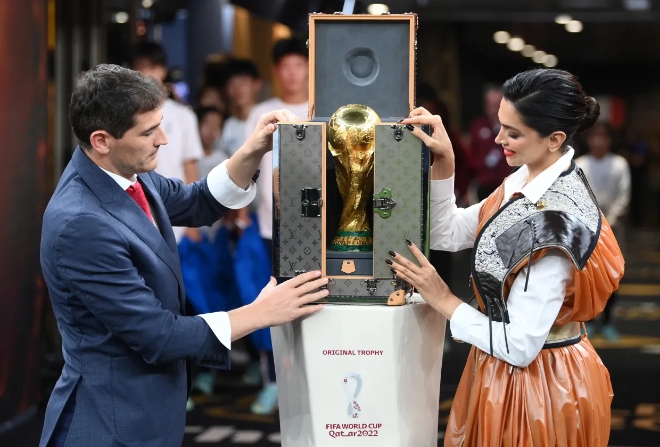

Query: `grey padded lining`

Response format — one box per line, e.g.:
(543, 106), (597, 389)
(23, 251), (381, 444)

(313, 20), (412, 120)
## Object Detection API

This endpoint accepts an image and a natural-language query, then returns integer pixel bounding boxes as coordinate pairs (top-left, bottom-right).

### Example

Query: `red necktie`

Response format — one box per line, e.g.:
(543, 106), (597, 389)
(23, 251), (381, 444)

(126, 181), (154, 222)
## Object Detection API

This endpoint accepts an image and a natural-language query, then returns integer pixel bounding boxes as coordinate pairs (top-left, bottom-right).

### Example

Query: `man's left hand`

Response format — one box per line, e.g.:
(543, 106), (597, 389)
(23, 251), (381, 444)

(246, 109), (300, 154)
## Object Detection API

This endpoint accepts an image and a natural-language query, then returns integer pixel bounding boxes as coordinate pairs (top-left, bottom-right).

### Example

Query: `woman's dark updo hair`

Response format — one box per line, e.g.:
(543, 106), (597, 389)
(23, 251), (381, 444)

(501, 68), (600, 150)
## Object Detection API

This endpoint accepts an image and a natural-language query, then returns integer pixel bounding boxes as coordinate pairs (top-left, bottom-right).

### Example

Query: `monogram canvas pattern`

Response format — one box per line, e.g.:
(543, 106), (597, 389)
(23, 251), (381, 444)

(276, 124), (324, 277)
(326, 276), (399, 302)
(372, 125), (424, 278)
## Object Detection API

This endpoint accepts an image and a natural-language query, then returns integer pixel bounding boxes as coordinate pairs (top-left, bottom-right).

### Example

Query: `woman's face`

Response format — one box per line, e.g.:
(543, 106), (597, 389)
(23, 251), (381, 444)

(494, 99), (560, 169)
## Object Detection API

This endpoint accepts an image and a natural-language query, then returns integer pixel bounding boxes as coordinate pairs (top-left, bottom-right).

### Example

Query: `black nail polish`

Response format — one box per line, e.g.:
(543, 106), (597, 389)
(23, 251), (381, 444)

(397, 118), (405, 123)
(388, 250), (396, 257)
(385, 259), (393, 265)
(406, 239), (412, 246)
(406, 124), (414, 131)
(390, 268), (397, 274)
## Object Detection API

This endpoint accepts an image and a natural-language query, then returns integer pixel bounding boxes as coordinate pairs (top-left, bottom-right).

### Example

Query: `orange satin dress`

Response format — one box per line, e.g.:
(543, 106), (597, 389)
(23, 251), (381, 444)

(445, 184), (625, 447)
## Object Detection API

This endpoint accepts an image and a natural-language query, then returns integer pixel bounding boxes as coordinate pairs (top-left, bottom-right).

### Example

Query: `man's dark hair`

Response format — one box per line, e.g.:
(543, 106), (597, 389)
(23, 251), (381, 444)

(272, 37), (308, 64)
(501, 68), (600, 149)
(129, 41), (167, 67)
(69, 64), (168, 149)
(227, 58), (260, 80)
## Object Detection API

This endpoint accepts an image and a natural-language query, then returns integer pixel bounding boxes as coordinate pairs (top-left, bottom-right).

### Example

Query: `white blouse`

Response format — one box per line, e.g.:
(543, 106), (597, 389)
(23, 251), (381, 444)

(430, 150), (577, 367)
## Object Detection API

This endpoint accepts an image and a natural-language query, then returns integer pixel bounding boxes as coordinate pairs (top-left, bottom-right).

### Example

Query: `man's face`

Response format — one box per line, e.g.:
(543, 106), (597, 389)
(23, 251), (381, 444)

(586, 124), (612, 158)
(106, 108), (168, 177)
(274, 54), (308, 97)
(484, 89), (503, 123)
(226, 74), (261, 109)
(132, 59), (167, 83)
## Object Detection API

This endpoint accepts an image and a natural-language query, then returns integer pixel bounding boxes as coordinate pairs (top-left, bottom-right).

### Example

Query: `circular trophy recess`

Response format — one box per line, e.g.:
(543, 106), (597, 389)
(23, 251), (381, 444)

(342, 48), (379, 86)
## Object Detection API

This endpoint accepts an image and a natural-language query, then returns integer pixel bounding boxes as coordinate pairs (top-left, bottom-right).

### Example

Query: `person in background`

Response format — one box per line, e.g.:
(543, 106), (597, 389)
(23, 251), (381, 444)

(182, 106), (230, 410)
(217, 58), (264, 235)
(576, 122), (631, 342)
(469, 85), (512, 200)
(242, 36), (309, 415)
(219, 58), (263, 159)
(130, 41), (204, 243)
(197, 106), (226, 178)
(197, 84), (227, 117)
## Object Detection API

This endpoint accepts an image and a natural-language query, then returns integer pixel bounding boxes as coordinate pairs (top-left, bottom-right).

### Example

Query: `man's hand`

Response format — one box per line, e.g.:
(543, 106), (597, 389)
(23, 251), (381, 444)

(245, 109), (300, 155)
(225, 109), (299, 190)
(254, 271), (327, 326)
(228, 271), (327, 342)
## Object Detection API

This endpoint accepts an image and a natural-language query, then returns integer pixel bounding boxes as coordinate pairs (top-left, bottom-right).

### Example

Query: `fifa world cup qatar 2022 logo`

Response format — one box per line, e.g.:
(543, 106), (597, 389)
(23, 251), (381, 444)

(343, 373), (362, 419)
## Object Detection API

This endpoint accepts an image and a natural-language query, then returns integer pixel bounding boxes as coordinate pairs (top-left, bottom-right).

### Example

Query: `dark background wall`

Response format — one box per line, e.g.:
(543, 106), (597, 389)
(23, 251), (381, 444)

(0, 0), (48, 430)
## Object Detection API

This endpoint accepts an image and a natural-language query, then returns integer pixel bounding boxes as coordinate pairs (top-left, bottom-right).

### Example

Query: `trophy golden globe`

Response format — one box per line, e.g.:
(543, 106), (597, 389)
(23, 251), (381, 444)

(327, 104), (380, 252)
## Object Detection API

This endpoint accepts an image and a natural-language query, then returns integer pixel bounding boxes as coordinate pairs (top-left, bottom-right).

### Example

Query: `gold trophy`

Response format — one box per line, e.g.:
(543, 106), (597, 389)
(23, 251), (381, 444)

(328, 104), (380, 251)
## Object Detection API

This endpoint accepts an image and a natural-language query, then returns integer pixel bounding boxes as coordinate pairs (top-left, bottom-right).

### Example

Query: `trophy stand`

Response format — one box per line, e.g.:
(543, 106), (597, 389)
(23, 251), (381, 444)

(271, 295), (446, 447)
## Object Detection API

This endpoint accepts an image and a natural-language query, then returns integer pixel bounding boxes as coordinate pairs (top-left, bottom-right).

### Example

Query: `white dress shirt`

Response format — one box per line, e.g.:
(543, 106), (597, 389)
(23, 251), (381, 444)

(430, 149), (577, 367)
(102, 160), (257, 350)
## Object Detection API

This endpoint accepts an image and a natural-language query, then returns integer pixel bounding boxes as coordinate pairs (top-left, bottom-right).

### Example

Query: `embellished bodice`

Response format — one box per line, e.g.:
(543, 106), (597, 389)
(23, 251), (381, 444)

(470, 161), (603, 354)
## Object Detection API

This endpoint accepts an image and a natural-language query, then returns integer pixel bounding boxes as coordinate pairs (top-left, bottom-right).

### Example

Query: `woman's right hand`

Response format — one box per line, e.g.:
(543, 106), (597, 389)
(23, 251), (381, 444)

(400, 107), (455, 179)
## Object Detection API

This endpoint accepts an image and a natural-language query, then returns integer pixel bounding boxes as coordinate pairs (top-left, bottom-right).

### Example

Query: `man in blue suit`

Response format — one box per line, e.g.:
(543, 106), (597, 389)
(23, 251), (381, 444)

(39, 64), (328, 447)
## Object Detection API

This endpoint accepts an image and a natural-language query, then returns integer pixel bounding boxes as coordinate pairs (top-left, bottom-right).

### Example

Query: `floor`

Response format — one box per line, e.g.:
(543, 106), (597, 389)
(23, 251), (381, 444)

(4, 230), (660, 446)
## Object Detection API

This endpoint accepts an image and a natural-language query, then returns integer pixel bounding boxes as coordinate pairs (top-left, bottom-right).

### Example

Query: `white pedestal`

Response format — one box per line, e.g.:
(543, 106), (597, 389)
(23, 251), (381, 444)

(271, 295), (446, 447)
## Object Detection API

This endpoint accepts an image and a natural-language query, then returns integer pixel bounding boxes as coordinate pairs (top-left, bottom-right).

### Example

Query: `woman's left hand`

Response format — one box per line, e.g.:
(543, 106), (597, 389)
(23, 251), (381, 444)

(389, 241), (453, 314)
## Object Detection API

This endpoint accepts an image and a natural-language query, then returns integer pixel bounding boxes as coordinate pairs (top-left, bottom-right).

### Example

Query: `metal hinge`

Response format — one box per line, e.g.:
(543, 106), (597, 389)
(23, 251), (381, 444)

(293, 124), (307, 141)
(373, 188), (396, 219)
(301, 187), (322, 217)
(363, 279), (379, 295)
(390, 124), (404, 141)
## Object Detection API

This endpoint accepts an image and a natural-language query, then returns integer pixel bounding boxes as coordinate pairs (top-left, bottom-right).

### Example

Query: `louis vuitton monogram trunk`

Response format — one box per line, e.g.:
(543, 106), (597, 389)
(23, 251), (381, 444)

(272, 13), (430, 304)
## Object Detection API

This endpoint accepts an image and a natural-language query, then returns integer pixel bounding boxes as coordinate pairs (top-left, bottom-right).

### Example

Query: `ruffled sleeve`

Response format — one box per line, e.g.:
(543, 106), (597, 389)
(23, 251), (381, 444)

(555, 214), (625, 324)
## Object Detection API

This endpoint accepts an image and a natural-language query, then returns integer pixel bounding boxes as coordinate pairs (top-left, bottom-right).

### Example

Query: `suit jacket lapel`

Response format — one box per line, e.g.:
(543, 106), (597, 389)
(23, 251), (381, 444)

(72, 149), (185, 304)
(139, 174), (187, 311)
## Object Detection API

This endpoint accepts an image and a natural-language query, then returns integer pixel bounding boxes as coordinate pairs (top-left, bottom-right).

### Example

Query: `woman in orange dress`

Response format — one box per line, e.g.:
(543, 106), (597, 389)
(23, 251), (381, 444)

(390, 68), (624, 447)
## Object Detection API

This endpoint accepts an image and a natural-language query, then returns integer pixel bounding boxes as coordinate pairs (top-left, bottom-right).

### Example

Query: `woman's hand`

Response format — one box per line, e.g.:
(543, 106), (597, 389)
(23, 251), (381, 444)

(389, 241), (463, 319)
(400, 107), (455, 180)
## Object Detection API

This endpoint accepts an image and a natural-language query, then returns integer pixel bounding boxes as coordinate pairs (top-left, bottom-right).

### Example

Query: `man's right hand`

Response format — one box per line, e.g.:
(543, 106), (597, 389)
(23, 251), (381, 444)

(254, 271), (327, 327)
(228, 271), (327, 342)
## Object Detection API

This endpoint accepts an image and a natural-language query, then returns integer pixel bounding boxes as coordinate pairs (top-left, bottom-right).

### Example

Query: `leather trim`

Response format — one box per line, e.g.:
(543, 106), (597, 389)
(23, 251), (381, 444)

(495, 210), (596, 271)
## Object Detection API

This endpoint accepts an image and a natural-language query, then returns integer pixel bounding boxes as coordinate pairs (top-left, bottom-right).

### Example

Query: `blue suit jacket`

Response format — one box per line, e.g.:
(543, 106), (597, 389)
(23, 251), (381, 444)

(40, 148), (232, 446)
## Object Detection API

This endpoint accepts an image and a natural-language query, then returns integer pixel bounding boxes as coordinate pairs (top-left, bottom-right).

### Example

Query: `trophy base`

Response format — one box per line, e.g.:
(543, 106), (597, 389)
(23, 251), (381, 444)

(326, 250), (373, 276)
(330, 230), (372, 252)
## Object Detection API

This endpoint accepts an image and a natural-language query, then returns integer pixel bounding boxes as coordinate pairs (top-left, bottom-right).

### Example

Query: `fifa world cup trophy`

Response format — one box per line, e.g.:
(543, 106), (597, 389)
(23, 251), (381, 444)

(327, 104), (381, 251)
